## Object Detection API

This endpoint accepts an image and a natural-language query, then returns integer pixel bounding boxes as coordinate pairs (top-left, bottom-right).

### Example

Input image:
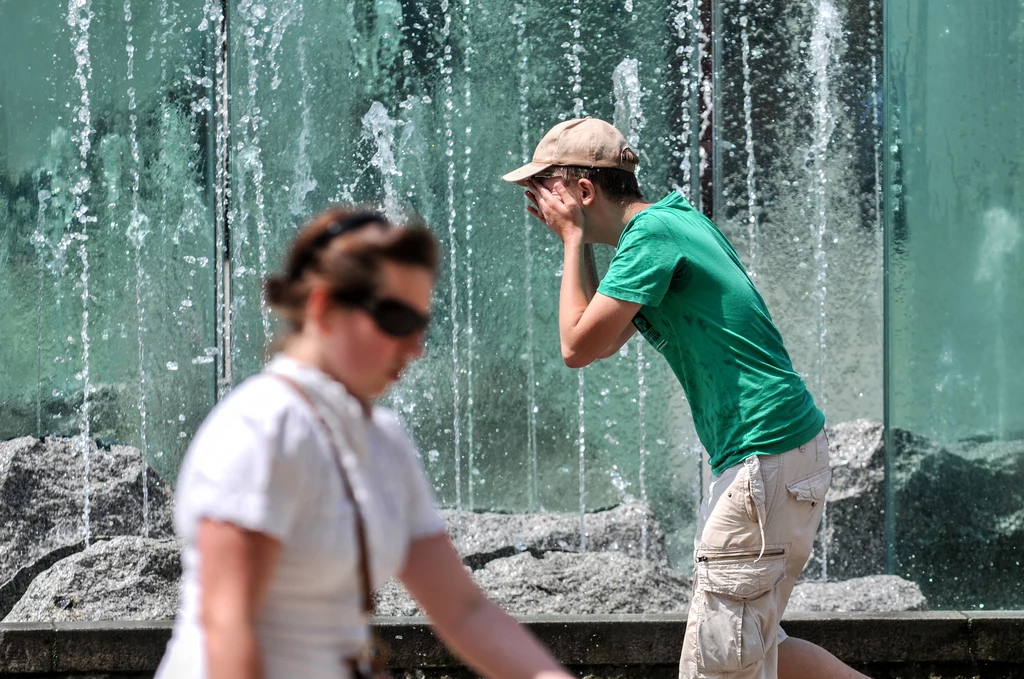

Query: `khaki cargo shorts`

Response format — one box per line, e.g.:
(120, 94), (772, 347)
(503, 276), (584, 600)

(679, 428), (832, 679)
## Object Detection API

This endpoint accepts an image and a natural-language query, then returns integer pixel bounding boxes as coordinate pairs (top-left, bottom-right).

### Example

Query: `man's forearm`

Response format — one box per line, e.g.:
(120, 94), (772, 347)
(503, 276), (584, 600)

(582, 243), (600, 301)
(559, 235), (590, 358)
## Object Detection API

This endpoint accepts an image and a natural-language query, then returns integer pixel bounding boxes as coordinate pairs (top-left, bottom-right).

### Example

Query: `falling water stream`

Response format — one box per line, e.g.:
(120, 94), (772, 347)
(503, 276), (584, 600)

(362, 102), (401, 220)
(613, 56), (651, 560)
(739, 0), (758, 280)
(513, 4), (541, 512)
(460, 0), (477, 511)
(439, 1), (463, 546)
(568, 0), (585, 117)
(290, 34), (317, 220)
(672, 0), (698, 201)
(807, 0), (840, 579)
(125, 0), (151, 537)
(577, 370), (586, 551)
(67, 0), (96, 548)
(0, 0), (901, 580)
(238, 0), (273, 347)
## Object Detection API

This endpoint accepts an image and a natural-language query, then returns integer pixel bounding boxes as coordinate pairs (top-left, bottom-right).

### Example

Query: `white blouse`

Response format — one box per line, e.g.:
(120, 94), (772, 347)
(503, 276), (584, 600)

(156, 356), (445, 679)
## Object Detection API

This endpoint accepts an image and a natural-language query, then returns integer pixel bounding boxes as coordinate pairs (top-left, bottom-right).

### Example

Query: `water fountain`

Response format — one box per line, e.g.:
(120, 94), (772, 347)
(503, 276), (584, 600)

(0, 0), (1021, 620)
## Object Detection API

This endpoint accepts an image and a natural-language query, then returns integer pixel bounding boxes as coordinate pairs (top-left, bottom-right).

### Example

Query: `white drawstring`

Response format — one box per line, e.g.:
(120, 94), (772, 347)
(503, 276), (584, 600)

(747, 457), (767, 562)
(755, 506), (767, 562)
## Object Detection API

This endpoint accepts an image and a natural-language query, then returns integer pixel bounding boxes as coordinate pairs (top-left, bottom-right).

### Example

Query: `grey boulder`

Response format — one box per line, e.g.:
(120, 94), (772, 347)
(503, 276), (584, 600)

(441, 503), (668, 568)
(788, 575), (928, 612)
(375, 550), (691, 617)
(0, 437), (173, 599)
(3, 536), (181, 622)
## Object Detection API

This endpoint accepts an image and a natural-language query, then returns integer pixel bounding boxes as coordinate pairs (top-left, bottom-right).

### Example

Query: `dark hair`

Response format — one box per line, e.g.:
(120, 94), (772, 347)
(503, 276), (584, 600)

(553, 158), (643, 203)
(265, 206), (438, 332)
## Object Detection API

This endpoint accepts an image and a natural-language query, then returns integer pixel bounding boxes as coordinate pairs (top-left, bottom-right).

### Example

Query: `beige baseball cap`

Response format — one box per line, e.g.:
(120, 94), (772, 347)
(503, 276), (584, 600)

(502, 116), (639, 185)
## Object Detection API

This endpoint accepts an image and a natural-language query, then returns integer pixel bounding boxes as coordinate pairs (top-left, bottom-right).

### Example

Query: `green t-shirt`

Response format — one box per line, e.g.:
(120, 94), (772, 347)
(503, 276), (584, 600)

(597, 192), (824, 475)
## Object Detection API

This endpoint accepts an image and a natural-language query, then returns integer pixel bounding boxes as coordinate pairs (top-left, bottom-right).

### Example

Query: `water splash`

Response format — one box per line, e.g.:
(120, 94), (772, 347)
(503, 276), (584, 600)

(32, 194), (50, 438)
(266, 0), (300, 91)
(976, 207), (1021, 438)
(671, 0), (698, 200)
(739, 3), (759, 280)
(868, 0), (882, 241)
(513, 4), (540, 512)
(125, 0), (151, 537)
(612, 58), (645, 147)
(290, 34), (318, 219)
(636, 341), (649, 561)
(67, 0), (96, 548)
(567, 0), (586, 116)
(698, 4), (713, 195)
(361, 101), (401, 220)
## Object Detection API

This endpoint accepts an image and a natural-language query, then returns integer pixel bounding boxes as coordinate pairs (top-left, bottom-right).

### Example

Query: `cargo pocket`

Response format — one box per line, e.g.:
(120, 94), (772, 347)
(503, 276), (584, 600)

(786, 466), (832, 506)
(694, 550), (787, 674)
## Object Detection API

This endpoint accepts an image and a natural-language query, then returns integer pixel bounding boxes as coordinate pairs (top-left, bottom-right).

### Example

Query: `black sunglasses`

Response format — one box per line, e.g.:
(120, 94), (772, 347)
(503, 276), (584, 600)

(333, 291), (431, 338)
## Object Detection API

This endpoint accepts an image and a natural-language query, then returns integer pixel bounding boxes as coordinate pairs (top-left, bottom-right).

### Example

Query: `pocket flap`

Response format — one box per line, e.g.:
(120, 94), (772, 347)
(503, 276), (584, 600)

(702, 553), (786, 601)
(786, 466), (832, 503)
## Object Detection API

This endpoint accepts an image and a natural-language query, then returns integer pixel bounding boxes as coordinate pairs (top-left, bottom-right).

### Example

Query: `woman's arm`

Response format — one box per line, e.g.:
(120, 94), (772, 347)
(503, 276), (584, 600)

(198, 518), (283, 679)
(398, 533), (575, 679)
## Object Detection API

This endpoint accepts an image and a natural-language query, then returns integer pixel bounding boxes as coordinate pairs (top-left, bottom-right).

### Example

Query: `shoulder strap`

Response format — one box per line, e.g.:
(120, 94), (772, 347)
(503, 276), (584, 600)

(271, 372), (376, 616)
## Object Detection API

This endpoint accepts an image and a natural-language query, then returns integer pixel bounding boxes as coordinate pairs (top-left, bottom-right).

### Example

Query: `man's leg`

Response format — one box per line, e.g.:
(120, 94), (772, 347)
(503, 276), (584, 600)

(763, 430), (873, 679)
(778, 638), (871, 679)
(679, 461), (785, 679)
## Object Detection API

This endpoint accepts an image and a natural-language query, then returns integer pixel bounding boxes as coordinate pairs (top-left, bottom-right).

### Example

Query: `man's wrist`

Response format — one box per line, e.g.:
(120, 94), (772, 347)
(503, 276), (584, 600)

(562, 229), (584, 247)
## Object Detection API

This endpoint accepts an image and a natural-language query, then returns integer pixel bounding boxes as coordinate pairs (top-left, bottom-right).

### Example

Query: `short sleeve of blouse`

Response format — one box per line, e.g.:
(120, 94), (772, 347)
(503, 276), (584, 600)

(173, 381), (313, 542)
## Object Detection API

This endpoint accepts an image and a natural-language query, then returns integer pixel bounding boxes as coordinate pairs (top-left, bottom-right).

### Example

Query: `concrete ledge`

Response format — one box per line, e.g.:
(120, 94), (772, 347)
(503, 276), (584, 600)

(0, 613), (1022, 675)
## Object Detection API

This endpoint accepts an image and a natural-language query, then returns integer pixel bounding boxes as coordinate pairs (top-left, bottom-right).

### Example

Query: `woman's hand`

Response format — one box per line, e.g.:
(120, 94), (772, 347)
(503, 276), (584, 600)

(399, 533), (577, 679)
(525, 178), (584, 245)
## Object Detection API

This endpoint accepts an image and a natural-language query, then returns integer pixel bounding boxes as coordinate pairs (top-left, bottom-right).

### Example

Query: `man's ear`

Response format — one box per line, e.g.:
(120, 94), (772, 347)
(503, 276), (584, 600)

(578, 178), (596, 206)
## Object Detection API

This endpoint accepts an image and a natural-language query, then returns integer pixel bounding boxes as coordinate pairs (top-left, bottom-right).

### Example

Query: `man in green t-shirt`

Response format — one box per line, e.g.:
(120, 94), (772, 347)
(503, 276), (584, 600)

(503, 117), (870, 679)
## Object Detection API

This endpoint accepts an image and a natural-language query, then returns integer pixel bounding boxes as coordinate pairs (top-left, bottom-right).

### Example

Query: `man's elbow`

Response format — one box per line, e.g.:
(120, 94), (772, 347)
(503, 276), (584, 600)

(562, 347), (594, 369)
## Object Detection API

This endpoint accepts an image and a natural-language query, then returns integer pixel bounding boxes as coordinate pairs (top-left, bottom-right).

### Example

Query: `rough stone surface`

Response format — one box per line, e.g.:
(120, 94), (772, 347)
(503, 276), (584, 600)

(806, 421), (1024, 610)
(4, 422), (1017, 620)
(788, 575), (928, 612)
(0, 436), (174, 594)
(441, 504), (669, 568)
(891, 431), (1024, 609)
(812, 419), (887, 580)
(3, 537), (181, 623)
(375, 550), (691, 617)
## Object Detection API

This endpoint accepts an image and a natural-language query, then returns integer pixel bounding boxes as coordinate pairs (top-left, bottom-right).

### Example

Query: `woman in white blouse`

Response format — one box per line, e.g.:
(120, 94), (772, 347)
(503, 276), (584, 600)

(156, 208), (576, 679)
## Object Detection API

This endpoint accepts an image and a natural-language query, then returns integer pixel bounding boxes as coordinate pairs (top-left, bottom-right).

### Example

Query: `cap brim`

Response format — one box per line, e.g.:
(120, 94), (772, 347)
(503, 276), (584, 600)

(501, 161), (553, 186)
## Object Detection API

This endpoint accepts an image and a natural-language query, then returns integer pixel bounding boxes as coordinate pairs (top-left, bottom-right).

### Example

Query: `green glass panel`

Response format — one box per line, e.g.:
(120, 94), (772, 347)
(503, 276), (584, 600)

(886, 0), (1024, 608)
(713, 0), (884, 427)
(712, 0), (884, 580)
(0, 0), (217, 482)
(224, 0), (703, 564)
